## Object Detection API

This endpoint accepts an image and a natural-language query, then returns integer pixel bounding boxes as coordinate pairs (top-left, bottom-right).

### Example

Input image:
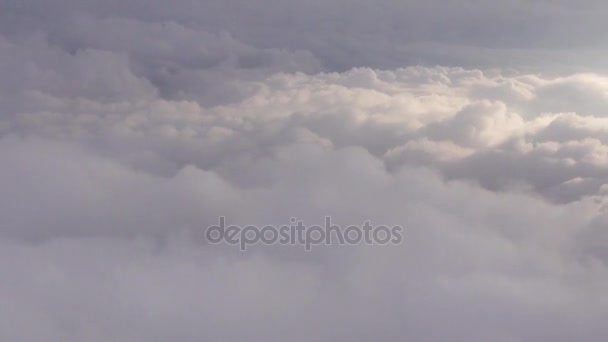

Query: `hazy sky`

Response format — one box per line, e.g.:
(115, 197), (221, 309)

(2, 1), (608, 341)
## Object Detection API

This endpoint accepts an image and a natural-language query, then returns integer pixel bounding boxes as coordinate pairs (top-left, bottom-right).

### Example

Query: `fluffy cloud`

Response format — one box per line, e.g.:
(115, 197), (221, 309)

(2, 1), (608, 341)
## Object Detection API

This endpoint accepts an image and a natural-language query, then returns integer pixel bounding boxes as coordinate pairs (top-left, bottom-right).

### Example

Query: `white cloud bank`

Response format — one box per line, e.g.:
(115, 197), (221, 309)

(2, 1), (608, 341)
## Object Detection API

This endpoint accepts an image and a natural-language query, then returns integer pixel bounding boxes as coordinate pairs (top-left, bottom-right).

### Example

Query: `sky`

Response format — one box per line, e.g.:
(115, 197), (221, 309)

(2, 0), (608, 341)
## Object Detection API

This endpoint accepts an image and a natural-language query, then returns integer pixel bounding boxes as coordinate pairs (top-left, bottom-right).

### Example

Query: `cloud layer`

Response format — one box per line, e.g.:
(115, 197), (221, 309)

(2, 1), (608, 341)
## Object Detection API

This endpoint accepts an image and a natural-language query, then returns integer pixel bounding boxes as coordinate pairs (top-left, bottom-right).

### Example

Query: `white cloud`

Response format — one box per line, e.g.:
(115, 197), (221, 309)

(3, 1), (608, 341)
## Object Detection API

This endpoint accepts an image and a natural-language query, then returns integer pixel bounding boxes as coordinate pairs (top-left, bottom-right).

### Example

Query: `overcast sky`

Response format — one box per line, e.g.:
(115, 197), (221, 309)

(2, 1), (608, 341)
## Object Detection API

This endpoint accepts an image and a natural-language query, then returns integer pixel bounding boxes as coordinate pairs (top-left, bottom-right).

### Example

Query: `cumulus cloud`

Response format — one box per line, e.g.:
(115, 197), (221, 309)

(2, 0), (608, 341)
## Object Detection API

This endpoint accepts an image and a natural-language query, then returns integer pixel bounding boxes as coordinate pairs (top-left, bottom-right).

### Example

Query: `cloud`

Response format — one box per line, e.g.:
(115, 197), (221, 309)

(2, 1), (608, 341)
(5, 0), (608, 71)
